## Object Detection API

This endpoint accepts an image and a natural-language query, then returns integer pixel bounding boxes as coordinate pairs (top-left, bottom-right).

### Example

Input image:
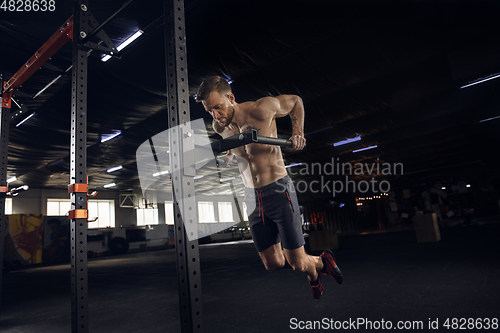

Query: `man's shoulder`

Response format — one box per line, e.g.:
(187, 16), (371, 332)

(256, 96), (280, 107)
(241, 97), (280, 116)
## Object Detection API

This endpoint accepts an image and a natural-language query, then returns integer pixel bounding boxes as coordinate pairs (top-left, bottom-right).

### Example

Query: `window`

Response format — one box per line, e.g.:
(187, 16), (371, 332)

(136, 202), (174, 226)
(198, 201), (216, 223)
(47, 199), (71, 216)
(46, 199), (115, 229)
(88, 200), (115, 229)
(218, 202), (234, 222)
(136, 208), (158, 226)
(165, 201), (174, 225)
(5, 198), (12, 215)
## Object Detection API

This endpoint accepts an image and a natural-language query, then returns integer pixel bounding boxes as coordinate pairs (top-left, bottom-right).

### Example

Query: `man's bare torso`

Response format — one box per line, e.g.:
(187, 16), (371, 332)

(215, 99), (287, 188)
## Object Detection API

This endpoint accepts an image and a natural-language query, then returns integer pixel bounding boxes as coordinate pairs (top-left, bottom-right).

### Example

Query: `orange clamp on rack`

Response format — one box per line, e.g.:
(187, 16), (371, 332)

(68, 183), (88, 194)
(2, 84), (12, 108)
(68, 209), (88, 220)
(0, 185), (8, 193)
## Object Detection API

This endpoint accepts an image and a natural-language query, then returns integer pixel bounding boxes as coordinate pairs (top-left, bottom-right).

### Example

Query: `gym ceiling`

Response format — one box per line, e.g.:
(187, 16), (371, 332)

(2, 0), (500, 203)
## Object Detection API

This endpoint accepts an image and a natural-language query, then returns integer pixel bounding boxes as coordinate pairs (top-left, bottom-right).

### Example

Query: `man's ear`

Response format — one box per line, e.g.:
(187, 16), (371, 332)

(227, 93), (235, 104)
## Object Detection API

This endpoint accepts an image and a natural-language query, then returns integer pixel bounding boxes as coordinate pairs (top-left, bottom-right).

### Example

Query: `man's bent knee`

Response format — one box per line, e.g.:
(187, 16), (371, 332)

(259, 243), (285, 271)
(290, 262), (308, 273)
(261, 253), (285, 271)
(287, 255), (310, 273)
(263, 260), (285, 271)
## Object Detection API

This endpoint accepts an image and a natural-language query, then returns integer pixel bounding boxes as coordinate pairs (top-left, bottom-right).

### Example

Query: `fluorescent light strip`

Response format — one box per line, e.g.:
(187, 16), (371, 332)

(285, 163), (303, 168)
(107, 165), (123, 173)
(479, 115), (500, 123)
(223, 73), (233, 85)
(333, 135), (361, 147)
(7, 176), (17, 183)
(220, 177), (235, 183)
(460, 73), (500, 89)
(153, 170), (169, 177)
(12, 98), (22, 109)
(101, 130), (122, 143)
(352, 145), (377, 153)
(194, 175), (204, 180)
(33, 66), (72, 99)
(16, 113), (35, 127)
(102, 30), (144, 62)
(103, 183), (116, 188)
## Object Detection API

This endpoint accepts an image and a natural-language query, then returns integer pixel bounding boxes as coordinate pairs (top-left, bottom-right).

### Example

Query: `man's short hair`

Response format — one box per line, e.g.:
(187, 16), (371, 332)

(196, 76), (231, 102)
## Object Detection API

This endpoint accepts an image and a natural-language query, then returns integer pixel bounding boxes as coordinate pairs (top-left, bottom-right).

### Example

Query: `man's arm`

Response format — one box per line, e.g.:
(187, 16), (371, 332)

(270, 95), (306, 150)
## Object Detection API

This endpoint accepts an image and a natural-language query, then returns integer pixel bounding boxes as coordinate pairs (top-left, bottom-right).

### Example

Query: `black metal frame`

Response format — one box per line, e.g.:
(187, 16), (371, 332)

(165, 0), (204, 331)
(0, 73), (10, 316)
(1, 0), (204, 331)
(81, 0), (135, 45)
(70, 1), (90, 331)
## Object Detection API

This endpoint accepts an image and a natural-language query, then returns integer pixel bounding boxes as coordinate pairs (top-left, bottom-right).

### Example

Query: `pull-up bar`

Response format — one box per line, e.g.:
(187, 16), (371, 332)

(211, 129), (292, 153)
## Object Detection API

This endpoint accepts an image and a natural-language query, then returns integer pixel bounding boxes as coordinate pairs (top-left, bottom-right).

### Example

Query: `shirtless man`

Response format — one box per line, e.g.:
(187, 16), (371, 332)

(196, 76), (342, 299)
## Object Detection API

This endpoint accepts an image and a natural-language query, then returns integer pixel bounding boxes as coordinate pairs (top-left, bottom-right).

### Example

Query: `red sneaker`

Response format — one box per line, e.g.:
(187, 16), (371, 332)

(320, 250), (343, 284)
(309, 275), (323, 299)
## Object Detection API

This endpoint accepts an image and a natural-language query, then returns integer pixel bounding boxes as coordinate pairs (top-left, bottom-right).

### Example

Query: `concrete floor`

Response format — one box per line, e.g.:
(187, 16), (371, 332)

(1, 218), (499, 332)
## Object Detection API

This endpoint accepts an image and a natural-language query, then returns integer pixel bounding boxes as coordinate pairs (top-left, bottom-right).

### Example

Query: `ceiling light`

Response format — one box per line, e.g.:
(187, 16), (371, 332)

(479, 115), (500, 123)
(101, 30), (144, 62)
(460, 73), (500, 89)
(333, 135), (361, 147)
(352, 145), (377, 153)
(466, 184), (471, 188)
(103, 183), (116, 188)
(441, 186), (446, 190)
(107, 165), (123, 173)
(220, 177), (235, 183)
(194, 175), (204, 180)
(7, 176), (17, 183)
(223, 73), (233, 85)
(285, 163), (303, 168)
(12, 98), (22, 109)
(16, 113), (35, 127)
(101, 130), (122, 143)
(153, 170), (169, 177)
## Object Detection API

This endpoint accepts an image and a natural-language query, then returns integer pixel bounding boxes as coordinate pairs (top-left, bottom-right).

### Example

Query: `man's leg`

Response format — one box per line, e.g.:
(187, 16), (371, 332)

(283, 245), (323, 281)
(258, 242), (286, 271)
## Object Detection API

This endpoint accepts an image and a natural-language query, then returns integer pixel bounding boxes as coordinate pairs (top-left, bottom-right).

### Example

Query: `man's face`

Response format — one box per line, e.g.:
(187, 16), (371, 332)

(202, 91), (235, 128)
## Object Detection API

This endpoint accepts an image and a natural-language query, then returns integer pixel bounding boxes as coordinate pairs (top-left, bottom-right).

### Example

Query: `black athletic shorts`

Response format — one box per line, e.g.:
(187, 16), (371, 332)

(244, 175), (305, 252)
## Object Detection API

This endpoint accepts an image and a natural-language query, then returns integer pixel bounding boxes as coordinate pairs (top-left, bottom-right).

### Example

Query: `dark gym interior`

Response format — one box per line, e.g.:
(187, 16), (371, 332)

(1, 0), (499, 332)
